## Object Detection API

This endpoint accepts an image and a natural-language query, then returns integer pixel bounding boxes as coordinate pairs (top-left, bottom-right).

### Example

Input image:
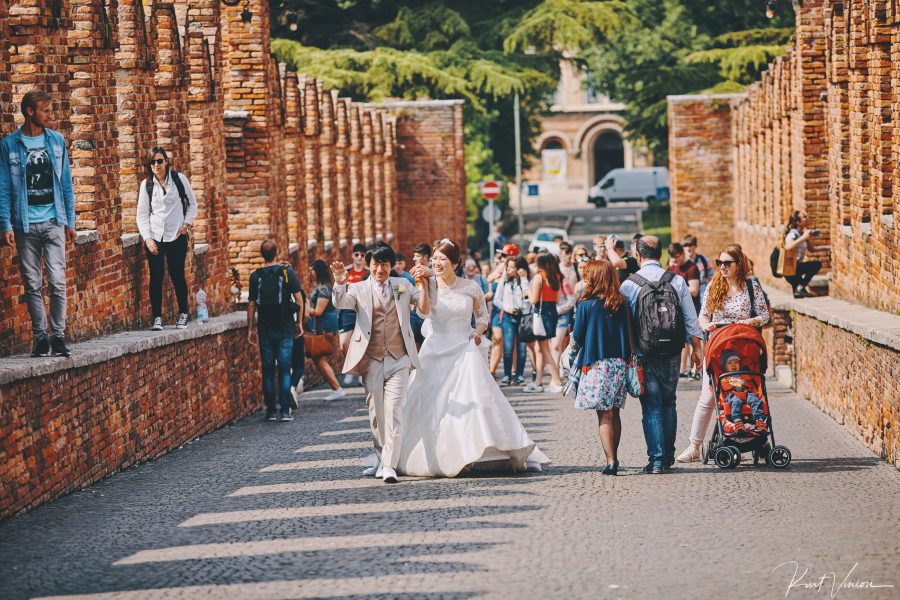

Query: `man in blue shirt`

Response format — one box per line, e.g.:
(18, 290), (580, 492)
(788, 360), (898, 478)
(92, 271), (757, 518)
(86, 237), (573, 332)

(0, 91), (77, 357)
(621, 236), (703, 473)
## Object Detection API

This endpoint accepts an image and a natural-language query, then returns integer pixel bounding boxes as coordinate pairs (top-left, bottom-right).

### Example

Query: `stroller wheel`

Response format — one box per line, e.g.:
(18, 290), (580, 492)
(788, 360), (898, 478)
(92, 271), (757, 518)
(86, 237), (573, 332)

(769, 445), (791, 468)
(702, 440), (713, 465)
(729, 447), (741, 468)
(714, 447), (735, 469)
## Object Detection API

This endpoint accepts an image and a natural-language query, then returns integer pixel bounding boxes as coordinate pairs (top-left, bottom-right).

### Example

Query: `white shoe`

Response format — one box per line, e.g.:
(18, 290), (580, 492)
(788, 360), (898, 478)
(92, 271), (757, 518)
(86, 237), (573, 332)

(375, 466), (384, 478)
(343, 374), (355, 386)
(522, 382), (543, 393)
(381, 466), (398, 483)
(362, 466), (378, 477)
(676, 444), (701, 463)
(295, 377), (304, 394)
(324, 388), (346, 401)
(544, 383), (564, 394)
(151, 317), (163, 331)
(290, 386), (300, 407)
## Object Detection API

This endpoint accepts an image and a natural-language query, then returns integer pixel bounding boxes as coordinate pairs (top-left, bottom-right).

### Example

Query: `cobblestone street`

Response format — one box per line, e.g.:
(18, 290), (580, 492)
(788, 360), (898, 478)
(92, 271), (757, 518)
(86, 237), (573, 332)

(1, 378), (898, 600)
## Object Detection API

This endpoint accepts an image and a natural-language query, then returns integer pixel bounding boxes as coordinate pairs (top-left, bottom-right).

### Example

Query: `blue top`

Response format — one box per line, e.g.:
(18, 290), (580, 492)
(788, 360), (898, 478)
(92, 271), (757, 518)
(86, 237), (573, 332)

(572, 298), (630, 368)
(21, 133), (58, 224)
(0, 127), (76, 233)
(620, 260), (703, 357)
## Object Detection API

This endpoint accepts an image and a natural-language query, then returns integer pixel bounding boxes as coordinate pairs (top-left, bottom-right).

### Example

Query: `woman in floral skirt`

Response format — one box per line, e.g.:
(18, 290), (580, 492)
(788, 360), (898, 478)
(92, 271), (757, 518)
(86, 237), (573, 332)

(572, 260), (631, 475)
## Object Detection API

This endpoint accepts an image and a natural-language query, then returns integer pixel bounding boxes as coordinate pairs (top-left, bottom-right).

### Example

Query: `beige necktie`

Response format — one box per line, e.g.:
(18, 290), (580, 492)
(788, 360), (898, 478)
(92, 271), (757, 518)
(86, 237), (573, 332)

(380, 282), (389, 301)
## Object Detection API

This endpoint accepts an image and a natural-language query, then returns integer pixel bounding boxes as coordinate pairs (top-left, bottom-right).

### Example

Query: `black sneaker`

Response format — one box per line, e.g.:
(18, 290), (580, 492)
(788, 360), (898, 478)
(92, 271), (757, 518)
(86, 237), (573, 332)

(31, 338), (50, 357)
(280, 413), (294, 422)
(641, 463), (665, 474)
(50, 337), (70, 357)
(265, 412), (278, 422)
(176, 313), (189, 329)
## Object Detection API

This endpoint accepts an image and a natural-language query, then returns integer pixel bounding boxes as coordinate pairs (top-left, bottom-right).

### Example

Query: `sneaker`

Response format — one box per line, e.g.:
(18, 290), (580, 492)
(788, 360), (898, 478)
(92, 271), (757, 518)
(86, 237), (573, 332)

(500, 376), (510, 386)
(679, 370), (691, 379)
(343, 373), (355, 386)
(522, 382), (543, 393)
(50, 337), (70, 357)
(31, 337), (50, 357)
(280, 412), (294, 422)
(324, 388), (346, 401)
(544, 383), (564, 394)
(289, 386), (300, 409)
(265, 412), (278, 422)
(296, 378), (305, 394)
(676, 444), (701, 463)
(176, 313), (189, 329)
(151, 317), (163, 331)
(514, 376), (526, 385)
(755, 419), (768, 432)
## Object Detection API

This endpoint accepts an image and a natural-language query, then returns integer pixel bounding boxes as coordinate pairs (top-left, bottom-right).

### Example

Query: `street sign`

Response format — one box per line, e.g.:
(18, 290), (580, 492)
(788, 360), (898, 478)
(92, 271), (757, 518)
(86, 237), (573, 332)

(480, 180), (502, 201)
(656, 186), (670, 201)
(527, 183), (540, 197)
(481, 202), (501, 223)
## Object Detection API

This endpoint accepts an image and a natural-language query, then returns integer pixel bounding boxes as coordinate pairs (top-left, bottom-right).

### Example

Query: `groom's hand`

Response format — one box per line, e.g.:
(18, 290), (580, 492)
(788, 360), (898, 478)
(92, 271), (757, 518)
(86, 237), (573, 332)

(331, 261), (348, 285)
(469, 332), (482, 346)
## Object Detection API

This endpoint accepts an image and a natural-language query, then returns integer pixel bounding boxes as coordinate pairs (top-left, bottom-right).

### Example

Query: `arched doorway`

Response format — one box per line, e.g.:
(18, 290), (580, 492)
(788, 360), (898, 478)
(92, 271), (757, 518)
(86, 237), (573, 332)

(592, 131), (624, 185)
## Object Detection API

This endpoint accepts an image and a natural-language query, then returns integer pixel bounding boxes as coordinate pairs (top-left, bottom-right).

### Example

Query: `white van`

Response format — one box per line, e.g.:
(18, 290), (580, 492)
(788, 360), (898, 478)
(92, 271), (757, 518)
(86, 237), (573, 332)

(587, 167), (670, 207)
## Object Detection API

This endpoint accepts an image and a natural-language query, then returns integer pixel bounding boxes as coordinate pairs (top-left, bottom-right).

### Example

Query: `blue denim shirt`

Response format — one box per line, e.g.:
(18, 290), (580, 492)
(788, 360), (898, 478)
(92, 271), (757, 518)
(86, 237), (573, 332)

(620, 260), (703, 356)
(0, 127), (76, 233)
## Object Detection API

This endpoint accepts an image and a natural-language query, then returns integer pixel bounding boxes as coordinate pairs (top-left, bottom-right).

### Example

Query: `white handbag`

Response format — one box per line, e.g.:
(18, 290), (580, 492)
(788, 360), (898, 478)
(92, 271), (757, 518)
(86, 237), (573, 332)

(532, 280), (546, 337)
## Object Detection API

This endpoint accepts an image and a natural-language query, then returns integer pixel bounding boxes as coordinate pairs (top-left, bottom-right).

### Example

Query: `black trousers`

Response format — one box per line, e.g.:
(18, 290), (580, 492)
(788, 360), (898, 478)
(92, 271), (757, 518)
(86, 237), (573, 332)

(785, 260), (822, 290)
(145, 234), (189, 318)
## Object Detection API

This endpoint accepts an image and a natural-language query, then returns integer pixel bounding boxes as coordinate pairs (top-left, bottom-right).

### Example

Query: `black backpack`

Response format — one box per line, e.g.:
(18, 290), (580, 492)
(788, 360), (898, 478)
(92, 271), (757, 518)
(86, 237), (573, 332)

(146, 170), (190, 217)
(628, 271), (686, 358)
(769, 247), (783, 278)
(255, 265), (297, 328)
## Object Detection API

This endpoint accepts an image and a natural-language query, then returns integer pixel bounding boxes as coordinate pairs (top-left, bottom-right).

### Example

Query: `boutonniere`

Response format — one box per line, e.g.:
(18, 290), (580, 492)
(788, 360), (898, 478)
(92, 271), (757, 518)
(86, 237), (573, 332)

(392, 284), (405, 295)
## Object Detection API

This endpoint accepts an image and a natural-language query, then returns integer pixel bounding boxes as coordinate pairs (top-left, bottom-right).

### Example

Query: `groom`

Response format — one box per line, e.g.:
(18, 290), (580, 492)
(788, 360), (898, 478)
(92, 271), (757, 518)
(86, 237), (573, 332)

(331, 242), (434, 483)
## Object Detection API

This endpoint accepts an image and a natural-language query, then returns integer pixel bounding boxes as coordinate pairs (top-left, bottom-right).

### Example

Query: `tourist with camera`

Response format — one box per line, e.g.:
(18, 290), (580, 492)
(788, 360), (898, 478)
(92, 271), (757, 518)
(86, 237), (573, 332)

(783, 210), (822, 298)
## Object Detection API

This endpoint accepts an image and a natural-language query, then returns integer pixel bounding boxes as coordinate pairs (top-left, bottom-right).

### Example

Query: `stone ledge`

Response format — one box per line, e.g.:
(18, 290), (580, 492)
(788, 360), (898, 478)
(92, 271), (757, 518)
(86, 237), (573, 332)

(75, 230), (98, 245)
(667, 93), (747, 103)
(121, 233), (141, 248)
(371, 99), (465, 109)
(767, 288), (900, 351)
(0, 312), (247, 386)
(193, 243), (209, 256)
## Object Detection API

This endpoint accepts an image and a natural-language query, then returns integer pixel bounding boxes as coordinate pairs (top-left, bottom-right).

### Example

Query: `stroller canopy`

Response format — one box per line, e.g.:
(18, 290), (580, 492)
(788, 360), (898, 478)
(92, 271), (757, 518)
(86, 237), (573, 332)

(705, 324), (768, 381)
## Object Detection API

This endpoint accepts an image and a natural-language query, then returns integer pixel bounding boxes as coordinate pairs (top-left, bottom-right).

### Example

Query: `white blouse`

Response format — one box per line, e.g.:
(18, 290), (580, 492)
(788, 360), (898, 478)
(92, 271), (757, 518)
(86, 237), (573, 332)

(136, 171), (198, 243)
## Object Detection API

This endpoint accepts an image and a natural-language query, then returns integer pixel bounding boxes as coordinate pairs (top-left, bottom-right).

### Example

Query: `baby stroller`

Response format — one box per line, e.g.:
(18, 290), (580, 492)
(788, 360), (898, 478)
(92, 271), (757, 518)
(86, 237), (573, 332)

(700, 324), (791, 469)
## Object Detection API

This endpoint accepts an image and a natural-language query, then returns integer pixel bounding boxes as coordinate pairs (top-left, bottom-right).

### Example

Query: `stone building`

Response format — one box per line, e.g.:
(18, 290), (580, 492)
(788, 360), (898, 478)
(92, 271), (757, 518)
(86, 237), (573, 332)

(667, 0), (899, 469)
(522, 61), (652, 207)
(0, 0), (466, 517)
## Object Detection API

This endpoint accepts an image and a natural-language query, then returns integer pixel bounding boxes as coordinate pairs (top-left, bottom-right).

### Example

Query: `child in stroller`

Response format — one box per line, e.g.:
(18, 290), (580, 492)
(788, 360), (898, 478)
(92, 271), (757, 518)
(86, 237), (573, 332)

(720, 350), (767, 436)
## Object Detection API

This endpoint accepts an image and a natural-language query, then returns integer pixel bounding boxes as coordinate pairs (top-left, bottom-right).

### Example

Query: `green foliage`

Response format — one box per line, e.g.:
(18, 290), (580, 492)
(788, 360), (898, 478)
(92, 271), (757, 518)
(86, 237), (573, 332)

(503, 0), (632, 55)
(586, 0), (795, 162)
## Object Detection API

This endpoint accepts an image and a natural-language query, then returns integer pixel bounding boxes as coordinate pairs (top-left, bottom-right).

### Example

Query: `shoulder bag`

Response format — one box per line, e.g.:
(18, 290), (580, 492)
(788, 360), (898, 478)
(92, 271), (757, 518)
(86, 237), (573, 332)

(305, 308), (337, 359)
(776, 240), (798, 277)
(624, 306), (644, 398)
(532, 277), (547, 338)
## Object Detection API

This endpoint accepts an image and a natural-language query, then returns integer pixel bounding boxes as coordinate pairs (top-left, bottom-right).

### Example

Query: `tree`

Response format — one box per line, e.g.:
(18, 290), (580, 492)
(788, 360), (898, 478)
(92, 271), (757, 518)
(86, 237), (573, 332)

(586, 0), (793, 162)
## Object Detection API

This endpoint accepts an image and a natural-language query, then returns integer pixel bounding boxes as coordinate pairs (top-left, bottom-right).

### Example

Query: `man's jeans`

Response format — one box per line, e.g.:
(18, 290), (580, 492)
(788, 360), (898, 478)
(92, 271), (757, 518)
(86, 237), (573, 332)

(14, 219), (66, 340)
(258, 329), (294, 416)
(639, 355), (681, 468)
(501, 313), (525, 379)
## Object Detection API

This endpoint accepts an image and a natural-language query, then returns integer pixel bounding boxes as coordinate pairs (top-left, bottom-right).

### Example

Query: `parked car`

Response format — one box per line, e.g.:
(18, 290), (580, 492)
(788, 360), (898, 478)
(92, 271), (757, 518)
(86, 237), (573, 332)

(588, 167), (670, 207)
(529, 227), (570, 255)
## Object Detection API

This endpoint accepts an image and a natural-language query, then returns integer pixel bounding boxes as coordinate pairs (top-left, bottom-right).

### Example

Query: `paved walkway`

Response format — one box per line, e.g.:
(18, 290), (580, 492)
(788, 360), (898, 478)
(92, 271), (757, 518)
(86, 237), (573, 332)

(1, 378), (898, 599)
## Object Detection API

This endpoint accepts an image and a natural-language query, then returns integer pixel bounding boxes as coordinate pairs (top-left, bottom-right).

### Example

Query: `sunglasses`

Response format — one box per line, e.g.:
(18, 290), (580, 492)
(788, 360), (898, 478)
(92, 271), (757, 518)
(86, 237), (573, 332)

(149, 158), (166, 166)
(353, 252), (364, 257)
(576, 256), (590, 263)
(716, 259), (736, 267)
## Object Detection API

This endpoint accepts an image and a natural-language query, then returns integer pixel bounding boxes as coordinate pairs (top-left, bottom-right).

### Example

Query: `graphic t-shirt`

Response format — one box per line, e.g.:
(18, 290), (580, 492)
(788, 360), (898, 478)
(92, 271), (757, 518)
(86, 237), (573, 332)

(346, 266), (369, 284)
(22, 133), (57, 224)
(669, 259), (701, 313)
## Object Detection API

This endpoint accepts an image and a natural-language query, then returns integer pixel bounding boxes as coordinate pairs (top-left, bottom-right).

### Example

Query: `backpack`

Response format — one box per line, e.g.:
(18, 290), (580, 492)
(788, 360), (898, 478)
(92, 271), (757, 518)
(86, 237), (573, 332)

(254, 265), (297, 328)
(769, 247), (783, 278)
(146, 170), (190, 217)
(627, 271), (686, 358)
(695, 254), (710, 281)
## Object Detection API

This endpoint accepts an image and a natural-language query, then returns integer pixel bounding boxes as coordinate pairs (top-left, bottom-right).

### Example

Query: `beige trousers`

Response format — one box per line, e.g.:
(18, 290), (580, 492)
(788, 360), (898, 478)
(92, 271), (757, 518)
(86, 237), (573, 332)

(361, 353), (411, 469)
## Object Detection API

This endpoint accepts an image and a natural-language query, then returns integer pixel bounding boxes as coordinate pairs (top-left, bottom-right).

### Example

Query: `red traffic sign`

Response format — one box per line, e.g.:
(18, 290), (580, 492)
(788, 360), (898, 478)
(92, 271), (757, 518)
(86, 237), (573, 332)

(480, 180), (502, 201)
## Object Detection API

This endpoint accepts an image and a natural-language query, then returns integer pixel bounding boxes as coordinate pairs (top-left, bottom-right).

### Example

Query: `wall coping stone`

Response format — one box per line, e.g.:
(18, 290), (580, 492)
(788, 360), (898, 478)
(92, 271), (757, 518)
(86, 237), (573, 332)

(0, 312), (246, 386)
(121, 233), (141, 248)
(193, 243), (209, 255)
(75, 230), (98, 245)
(224, 110), (250, 121)
(767, 288), (900, 351)
(667, 93), (747, 103)
(371, 100), (464, 109)
(288, 243), (298, 255)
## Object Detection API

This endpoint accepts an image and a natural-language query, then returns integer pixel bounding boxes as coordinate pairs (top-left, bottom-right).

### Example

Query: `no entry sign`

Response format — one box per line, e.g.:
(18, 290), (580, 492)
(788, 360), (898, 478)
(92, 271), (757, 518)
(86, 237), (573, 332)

(480, 180), (501, 201)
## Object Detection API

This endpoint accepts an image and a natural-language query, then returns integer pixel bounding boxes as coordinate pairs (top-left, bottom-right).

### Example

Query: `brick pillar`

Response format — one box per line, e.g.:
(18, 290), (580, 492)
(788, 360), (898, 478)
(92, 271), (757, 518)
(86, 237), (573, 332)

(667, 95), (741, 262)
(360, 109), (375, 245)
(302, 78), (322, 257)
(372, 111), (386, 242)
(0, 0), (17, 136)
(335, 97), (351, 259)
(383, 116), (397, 244)
(318, 86), (337, 258)
(283, 70), (309, 284)
(185, 0), (230, 314)
(348, 103), (363, 246)
(115, 0), (156, 233)
(154, 4), (191, 178)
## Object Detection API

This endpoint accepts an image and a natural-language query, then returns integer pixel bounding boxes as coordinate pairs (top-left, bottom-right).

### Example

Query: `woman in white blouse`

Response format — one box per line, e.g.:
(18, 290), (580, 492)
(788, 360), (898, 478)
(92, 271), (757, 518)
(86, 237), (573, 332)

(676, 243), (770, 463)
(136, 146), (198, 331)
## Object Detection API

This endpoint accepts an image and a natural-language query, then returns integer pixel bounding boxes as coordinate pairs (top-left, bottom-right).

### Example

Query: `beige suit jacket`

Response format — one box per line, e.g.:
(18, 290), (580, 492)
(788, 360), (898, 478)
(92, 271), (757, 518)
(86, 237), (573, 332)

(332, 276), (436, 375)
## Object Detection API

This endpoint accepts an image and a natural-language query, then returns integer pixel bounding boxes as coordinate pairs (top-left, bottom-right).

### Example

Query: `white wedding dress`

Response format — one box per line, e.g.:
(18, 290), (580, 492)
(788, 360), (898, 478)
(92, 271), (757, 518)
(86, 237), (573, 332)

(396, 276), (549, 477)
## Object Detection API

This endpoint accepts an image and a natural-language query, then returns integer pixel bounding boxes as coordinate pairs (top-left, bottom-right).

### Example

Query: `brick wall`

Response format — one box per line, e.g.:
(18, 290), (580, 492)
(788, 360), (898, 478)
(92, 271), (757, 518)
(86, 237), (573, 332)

(379, 100), (468, 256)
(0, 318), (260, 519)
(667, 94), (742, 257)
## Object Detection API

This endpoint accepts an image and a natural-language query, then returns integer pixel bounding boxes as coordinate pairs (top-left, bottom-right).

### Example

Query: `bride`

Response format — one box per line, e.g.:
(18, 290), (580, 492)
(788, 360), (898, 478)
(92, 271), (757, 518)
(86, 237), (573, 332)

(396, 238), (549, 477)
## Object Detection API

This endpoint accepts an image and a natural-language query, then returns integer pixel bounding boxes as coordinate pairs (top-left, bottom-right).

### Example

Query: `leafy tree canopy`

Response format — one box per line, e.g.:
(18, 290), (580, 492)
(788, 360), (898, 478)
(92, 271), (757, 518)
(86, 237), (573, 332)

(586, 0), (794, 162)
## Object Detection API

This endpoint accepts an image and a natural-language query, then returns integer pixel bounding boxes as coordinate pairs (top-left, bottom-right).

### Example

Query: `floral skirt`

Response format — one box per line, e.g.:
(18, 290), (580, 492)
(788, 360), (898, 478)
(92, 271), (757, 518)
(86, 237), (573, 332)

(574, 358), (628, 411)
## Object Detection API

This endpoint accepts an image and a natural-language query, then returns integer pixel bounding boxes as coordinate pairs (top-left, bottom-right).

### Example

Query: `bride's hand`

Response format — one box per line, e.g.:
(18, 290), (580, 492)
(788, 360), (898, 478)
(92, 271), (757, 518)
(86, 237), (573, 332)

(469, 332), (482, 345)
